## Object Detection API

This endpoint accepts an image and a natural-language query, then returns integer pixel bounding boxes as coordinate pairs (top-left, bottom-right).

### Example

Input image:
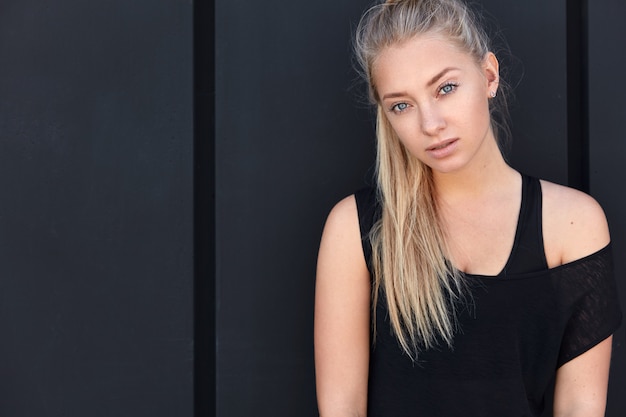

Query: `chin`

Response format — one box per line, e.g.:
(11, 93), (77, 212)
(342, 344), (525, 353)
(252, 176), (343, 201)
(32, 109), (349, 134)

(426, 159), (467, 175)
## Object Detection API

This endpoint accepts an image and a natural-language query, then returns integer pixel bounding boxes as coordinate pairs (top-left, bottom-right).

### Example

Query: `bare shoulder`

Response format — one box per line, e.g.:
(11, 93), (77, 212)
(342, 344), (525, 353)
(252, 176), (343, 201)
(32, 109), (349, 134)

(323, 194), (360, 235)
(317, 194), (368, 281)
(540, 180), (610, 266)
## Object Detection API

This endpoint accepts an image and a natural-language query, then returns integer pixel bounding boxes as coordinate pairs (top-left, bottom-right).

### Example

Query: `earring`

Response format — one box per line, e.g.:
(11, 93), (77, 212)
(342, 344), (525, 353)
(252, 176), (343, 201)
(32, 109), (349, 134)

(490, 91), (497, 98)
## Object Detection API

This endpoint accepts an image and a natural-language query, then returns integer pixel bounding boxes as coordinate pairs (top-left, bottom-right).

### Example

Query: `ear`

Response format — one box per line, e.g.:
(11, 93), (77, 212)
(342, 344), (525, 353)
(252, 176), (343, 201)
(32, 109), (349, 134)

(483, 52), (500, 98)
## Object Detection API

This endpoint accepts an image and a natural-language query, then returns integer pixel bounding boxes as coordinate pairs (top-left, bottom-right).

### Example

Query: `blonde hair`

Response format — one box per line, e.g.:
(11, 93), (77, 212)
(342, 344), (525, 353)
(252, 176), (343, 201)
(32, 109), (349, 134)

(354, 0), (508, 358)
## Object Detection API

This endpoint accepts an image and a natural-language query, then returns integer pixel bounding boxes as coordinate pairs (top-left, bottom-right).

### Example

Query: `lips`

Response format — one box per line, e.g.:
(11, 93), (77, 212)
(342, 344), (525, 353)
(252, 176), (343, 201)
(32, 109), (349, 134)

(426, 138), (459, 159)
(427, 138), (458, 151)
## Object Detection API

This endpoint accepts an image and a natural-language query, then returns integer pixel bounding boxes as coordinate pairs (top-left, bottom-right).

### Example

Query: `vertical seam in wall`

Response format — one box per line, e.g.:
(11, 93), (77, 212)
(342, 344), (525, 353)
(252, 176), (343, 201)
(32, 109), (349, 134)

(194, 0), (216, 416)
(566, 0), (590, 192)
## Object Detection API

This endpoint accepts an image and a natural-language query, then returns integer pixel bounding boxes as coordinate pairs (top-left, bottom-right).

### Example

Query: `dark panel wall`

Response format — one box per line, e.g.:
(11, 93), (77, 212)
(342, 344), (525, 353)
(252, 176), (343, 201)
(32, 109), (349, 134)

(0, 1), (194, 416)
(0, 0), (622, 415)
(587, 1), (626, 415)
(215, 2), (375, 415)
(478, 0), (568, 184)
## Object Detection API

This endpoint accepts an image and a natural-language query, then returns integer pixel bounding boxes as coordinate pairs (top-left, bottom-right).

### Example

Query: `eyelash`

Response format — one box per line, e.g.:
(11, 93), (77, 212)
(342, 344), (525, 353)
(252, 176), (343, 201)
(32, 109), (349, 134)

(390, 102), (410, 114)
(387, 82), (460, 114)
(438, 82), (459, 96)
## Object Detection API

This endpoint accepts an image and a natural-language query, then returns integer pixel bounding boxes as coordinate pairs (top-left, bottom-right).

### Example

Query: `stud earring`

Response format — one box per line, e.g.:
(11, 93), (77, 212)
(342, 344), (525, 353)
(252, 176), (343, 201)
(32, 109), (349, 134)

(490, 91), (496, 98)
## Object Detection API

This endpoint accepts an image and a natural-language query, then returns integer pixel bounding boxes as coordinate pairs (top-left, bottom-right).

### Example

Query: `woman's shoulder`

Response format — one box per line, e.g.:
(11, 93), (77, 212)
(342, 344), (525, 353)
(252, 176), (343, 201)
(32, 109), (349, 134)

(325, 194), (359, 227)
(325, 187), (380, 236)
(539, 179), (610, 266)
(539, 179), (605, 214)
(317, 193), (369, 293)
(319, 193), (362, 260)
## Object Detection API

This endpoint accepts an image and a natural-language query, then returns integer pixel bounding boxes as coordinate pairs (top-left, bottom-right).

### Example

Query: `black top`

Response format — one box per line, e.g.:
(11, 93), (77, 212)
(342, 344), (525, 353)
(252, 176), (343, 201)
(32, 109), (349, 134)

(354, 175), (622, 417)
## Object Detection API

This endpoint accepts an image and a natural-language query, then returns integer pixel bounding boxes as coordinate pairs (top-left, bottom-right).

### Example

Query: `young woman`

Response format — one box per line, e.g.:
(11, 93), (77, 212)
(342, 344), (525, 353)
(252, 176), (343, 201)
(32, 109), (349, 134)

(314, 0), (622, 416)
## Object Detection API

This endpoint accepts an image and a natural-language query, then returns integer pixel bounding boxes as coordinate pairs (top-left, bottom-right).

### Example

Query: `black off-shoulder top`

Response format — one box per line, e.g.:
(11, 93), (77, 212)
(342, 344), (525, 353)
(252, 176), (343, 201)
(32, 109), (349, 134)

(355, 175), (622, 417)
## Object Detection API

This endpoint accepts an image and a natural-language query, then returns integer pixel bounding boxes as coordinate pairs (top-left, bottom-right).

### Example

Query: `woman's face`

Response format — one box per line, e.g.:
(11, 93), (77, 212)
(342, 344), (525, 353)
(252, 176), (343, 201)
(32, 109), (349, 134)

(373, 33), (500, 175)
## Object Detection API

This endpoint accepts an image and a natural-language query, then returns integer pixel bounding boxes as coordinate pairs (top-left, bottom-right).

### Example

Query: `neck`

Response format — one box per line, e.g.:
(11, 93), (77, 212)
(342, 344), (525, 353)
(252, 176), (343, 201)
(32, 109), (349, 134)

(432, 143), (517, 202)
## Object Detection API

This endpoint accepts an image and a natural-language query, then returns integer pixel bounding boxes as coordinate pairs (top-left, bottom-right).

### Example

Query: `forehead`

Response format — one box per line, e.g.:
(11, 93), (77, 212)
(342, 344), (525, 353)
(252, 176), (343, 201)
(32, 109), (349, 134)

(372, 34), (479, 93)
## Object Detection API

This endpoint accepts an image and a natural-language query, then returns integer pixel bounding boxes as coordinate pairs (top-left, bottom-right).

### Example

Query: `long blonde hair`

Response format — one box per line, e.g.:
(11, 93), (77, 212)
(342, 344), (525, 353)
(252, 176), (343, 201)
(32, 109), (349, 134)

(354, 0), (509, 358)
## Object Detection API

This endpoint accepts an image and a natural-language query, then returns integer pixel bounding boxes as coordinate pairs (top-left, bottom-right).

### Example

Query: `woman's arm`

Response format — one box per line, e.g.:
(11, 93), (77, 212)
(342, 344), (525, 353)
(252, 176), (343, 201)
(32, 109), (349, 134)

(314, 195), (371, 417)
(542, 181), (614, 416)
(553, 336), (613, 417)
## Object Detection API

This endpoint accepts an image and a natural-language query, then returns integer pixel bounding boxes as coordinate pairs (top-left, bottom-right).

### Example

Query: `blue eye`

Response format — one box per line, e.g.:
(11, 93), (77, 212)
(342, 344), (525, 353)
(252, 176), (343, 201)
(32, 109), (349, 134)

(391, 102), (409, 113)
(439, 83), (458, 95)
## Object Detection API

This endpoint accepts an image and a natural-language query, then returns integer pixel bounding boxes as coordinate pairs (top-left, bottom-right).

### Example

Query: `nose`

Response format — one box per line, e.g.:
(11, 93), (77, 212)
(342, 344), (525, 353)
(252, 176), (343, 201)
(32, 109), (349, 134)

(419, 104), (446, 136)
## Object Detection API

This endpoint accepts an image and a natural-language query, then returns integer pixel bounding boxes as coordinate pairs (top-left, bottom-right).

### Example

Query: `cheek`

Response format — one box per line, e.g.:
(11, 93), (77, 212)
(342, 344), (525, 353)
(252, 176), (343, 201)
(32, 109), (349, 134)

(386, 111), (423, 139)
(459, 93), (491, 131)
(470, 84), (491, 113)
(390, 125), (425, 158)
(387, 120), (419, 149)
(474, 99), (493, 133)
(390, 123), (412, 143)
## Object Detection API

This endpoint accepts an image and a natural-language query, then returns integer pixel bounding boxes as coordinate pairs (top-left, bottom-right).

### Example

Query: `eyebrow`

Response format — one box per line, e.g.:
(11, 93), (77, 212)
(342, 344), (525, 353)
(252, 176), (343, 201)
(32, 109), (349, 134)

(380, 67), (460, 101)
(427, 67), (459, 87)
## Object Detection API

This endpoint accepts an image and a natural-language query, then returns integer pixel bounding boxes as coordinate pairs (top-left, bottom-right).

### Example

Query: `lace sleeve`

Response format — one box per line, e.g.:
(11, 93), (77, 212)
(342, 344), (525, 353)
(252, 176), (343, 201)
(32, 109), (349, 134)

(553, 244), (622, 367)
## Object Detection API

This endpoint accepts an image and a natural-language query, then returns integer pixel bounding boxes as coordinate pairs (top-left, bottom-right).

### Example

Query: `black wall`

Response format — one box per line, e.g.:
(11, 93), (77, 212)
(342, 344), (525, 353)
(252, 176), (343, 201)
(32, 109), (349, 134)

(588, 0), (626, 410)
(0, 0), (623, 416)
(0, 1), (193, 415)
(214, 2), (374, 416)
